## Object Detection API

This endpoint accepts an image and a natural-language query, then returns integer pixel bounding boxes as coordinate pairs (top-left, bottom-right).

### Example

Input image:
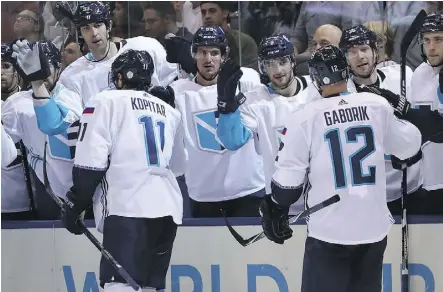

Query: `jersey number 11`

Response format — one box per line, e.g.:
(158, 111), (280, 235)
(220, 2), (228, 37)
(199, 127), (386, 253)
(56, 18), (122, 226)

(324, 125), (376, 189)
(139, 115), (165, 167)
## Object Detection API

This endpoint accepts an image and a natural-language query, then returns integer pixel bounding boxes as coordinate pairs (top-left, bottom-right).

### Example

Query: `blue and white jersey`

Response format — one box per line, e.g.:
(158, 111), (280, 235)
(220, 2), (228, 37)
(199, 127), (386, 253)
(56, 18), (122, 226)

(170, 68), (266, 202)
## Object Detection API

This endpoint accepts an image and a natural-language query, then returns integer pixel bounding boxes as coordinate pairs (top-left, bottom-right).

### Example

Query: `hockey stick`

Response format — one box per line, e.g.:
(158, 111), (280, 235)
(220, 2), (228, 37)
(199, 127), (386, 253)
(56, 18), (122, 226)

(222, 194), (340, 247)
(42, 142), (141, 291)
(399, 10), (427, 292)
(19, 141), (37, 218)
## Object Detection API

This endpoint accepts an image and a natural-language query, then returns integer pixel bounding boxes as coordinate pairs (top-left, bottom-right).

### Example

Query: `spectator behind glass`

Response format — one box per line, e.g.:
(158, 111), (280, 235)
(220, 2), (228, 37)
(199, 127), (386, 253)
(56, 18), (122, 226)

(143, 1), (194, 44)
(13, 9), (44, 42)
(61, 37), (82, 69)
(313, 24), (342, 50)
(111, 1), (144, 39)
(200, 1), (258, 69)
(289, 2), (352, 75)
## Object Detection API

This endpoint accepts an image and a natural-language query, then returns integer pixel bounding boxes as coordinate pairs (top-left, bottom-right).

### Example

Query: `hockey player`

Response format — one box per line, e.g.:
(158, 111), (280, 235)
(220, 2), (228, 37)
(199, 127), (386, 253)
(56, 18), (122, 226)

(216, 34), (317, 214)
(1, 124), (17, 167)
(3, 41), (67, 219)
(1, 43), (32, 220)
(1, 43), (22, 101)
(362, 13), (443, 214)
(61, 49), (182, 292)
(261, 45), (422, 292)
(169, 26), (265, 217)
(11, 1), (177, 225)
(339, 25), (423, 214)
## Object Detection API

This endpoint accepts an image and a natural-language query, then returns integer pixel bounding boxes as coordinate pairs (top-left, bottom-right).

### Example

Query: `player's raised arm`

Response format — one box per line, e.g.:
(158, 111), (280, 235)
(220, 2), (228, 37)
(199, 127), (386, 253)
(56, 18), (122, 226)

(216, 59), (253, 150)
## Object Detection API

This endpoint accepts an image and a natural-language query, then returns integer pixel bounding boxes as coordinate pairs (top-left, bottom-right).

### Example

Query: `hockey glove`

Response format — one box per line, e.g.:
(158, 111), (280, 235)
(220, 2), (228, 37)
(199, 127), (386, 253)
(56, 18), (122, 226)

(359, 85), (410, 116)
(11, 39), (51, 82)
(217, 59), (246, 114)
(149, 86), (175, 108)
(164, 34), (197, 75)
(61, 188), (87, 235)
(259, 195), (293, 244)
(260, 73), (271, 86)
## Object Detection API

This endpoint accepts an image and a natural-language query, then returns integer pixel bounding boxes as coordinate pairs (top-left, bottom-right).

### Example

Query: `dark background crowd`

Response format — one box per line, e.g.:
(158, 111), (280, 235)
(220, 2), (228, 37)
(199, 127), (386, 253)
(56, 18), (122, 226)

(2, 1), (443, 220)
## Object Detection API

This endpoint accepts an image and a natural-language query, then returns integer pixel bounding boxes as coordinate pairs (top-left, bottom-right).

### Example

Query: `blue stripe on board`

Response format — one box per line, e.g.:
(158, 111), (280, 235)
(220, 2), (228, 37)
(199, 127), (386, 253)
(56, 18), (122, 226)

(1, 216), (443, 229)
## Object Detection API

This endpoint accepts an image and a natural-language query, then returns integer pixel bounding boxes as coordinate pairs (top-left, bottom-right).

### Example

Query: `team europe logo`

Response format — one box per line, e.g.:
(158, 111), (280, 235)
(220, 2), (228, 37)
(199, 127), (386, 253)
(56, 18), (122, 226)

(193, 109), (227, 154)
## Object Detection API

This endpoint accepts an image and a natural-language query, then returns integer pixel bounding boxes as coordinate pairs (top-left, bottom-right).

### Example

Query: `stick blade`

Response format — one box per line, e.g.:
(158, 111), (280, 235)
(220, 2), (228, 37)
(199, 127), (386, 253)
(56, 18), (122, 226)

(400, 10), (427, 55)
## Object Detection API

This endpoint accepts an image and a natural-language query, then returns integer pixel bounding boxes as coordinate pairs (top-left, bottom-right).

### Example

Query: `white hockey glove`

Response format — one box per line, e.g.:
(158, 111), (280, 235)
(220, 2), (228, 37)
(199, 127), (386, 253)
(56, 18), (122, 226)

(11, 39), (51, 82)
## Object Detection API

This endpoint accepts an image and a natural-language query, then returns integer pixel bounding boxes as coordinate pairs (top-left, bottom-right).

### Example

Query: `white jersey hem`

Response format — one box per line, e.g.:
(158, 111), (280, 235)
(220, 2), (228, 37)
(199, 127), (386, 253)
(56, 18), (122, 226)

(108, 213), (182, 225)
(189, 185), (265, 202)
(308, 226), (391, 245)
(423, 184), (443, 191)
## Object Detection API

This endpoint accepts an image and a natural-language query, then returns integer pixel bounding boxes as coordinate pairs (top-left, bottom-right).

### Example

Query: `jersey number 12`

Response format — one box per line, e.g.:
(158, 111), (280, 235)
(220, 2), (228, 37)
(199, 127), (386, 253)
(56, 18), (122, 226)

(324, 125), (376, 189)
(139, 115), (165, 166)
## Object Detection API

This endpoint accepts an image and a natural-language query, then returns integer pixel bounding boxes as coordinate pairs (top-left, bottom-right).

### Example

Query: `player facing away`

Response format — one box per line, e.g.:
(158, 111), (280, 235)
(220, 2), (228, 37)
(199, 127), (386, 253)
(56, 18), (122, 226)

(61, 49), (183, 292)
(168, 26), (265, 217)
(11, 1), (177, 228)
(4, 41), (65, 219)
(260, 45), (422, 292)
(339, 25), (423, 215)
(216, 34), (317, 214)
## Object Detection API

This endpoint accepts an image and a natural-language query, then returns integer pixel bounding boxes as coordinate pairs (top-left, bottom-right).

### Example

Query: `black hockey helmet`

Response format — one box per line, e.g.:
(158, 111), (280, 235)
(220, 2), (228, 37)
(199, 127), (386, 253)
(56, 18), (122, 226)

(111, 49), (155, 91)
(191, 26), (229, 57)
(339, 25), (378, 53)
(420, 12), (443, 66)
(1, 43), (16, 66)
(73, 1), (111, 28)
(309, 45), (349, 90)
(258, 34), (296, 75)
(40, 41), (61, 69)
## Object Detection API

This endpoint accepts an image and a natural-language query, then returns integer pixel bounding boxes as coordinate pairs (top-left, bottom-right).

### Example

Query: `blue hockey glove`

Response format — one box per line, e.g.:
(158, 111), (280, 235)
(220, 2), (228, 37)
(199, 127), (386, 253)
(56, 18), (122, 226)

(149, 86), (175, 108)
(61, 188), (87, 235)
(164, 34), (197, 75)
(358, 85), (411, 117)
(217, 59), (246, 114)
(259, 195), (293, 244)
(11, 39), (52, 82)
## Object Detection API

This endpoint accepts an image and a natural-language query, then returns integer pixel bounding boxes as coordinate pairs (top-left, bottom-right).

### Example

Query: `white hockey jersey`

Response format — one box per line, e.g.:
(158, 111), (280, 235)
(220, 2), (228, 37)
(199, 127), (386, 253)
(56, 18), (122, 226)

(348, 68), (423, 202)
(410, 62), (443, 190)
(74, 90), (183, 229)
(1, 124), (17, 167)
(273, 92), (421, 244)
(32, 37), (178, 200)
(2, 90), (72, 198)
(170, 68), (266, 202)
(218, 76), (319, 214)
(1, 100), (30, 213)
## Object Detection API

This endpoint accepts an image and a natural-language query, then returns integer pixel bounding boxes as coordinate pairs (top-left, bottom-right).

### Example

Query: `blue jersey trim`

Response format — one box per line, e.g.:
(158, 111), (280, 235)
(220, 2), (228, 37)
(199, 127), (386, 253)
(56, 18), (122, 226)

(216, 109), (252, 150)
(34, 98), (71, 135)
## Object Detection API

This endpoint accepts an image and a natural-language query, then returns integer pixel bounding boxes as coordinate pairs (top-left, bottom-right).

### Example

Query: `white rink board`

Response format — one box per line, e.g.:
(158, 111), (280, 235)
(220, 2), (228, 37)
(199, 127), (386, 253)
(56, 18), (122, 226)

(1, 223), (442, 292)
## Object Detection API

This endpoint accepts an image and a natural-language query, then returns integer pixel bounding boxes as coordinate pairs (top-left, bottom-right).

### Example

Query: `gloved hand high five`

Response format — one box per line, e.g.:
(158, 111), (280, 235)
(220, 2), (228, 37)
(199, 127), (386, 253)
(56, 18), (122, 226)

(149, 86), (175, 108)
(358, 85), (411, 117)
(217, 59), (246, 114)
(11, 39), (51, 82)
(164, 34), (197, 75)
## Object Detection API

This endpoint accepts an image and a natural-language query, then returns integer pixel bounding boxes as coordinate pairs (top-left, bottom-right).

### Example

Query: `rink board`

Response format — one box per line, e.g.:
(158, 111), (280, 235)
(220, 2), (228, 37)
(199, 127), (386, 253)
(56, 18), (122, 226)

(2, 216), (442, 292)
